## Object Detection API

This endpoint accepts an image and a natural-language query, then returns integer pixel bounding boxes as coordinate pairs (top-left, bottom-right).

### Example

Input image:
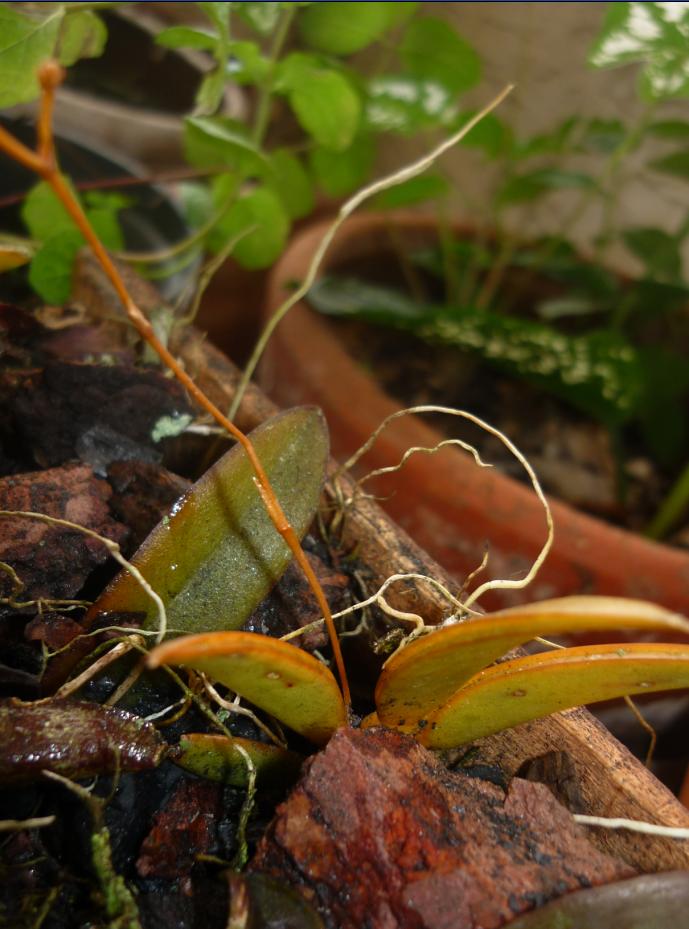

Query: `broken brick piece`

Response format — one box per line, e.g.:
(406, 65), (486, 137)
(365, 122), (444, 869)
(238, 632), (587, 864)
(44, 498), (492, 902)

(251, 727), (634, 929)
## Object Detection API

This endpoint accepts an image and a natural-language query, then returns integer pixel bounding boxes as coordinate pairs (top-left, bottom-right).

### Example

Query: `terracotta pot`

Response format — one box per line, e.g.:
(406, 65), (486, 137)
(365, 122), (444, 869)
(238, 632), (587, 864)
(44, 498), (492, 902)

(260, 212), (689, 615)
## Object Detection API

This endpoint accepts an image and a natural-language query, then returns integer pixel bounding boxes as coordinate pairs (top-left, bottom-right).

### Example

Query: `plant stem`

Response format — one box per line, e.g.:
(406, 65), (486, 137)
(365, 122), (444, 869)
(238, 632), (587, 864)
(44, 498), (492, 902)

(0, 62), (351, 710)
(251, 7), (295, 147)
(646, 460), (689, 540)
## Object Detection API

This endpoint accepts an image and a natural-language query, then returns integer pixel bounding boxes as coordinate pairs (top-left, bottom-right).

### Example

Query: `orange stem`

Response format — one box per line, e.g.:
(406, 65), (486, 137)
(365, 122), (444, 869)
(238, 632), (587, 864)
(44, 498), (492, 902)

(0, 61), (351, 711)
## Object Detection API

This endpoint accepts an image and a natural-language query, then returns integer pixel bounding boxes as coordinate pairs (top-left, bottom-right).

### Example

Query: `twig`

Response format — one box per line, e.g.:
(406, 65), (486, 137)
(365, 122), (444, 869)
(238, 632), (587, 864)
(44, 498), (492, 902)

(574, 814), (689, 839)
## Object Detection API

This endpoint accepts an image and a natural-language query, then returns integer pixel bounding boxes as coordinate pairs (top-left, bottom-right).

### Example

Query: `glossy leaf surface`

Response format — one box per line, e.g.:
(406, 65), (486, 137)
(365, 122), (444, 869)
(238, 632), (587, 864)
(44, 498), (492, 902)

(376, 596), (689, 729)
(147, 631), (346, 745)
(506, 871), (689, 929)
(421, 642), (689, 749)
(174, 732), (301, 786)
(90, 408), (328, 636)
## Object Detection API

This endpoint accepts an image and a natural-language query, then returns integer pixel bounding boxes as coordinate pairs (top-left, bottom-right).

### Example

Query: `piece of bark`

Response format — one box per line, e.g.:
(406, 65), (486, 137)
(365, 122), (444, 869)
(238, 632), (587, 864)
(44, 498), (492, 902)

(136, 779), (223, 883)
(107, 459), (190, 553)
(251, 727), (633, 929)
(0, 464), (127, 604)
(0, 698), (165, 784)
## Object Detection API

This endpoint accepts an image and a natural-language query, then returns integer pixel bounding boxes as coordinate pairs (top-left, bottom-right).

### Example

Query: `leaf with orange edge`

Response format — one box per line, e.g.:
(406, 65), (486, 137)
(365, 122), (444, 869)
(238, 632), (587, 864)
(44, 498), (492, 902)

(174, 732), (302, 787)
(89, 407), (328, 636)
(375, 596), (689, 730)
(147, 631), (346, 745)
(419, 642), (689, 749)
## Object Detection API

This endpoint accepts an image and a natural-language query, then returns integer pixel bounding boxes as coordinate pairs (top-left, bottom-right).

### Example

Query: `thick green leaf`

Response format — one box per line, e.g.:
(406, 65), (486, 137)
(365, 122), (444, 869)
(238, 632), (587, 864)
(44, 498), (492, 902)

(148, 632), (346, 745)
(89, 407), (329, 636)
(208, 185), (289, 268)
(174, 733), (301, 786)
(184, 116), (266, 173)
(56, 9), (106, 66)
(266, 149), (314, 220)
(226, 40), (270, 84)
(278, 53), (361, 151)
(0, 4), (61, 106)
(298, 2), (391, 55)
(309, 135), (375, 197)
(28, 230), (82, 304)
(506, 872), (689, 929)
(365, 76), (457, 134)
(421, 642), (689, 748)
(498, 168), (596, 205)
(156, 25), (219, 52)
(400, 16), (481, 94)
(375, 596), (689, 730)
(623, 227), (682, 281)
(650, 149), (689, 181)
(372, 174), (450, 209)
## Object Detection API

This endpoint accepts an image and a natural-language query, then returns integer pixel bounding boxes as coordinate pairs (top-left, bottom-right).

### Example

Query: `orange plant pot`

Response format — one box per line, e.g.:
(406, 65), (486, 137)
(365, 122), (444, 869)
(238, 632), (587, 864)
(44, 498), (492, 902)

(260, 212), (689, 616)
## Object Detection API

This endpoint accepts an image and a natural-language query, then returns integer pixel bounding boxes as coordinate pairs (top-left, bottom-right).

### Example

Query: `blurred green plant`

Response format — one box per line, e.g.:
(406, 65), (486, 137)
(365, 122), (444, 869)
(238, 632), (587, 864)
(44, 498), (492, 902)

(308, 1), (689, 540)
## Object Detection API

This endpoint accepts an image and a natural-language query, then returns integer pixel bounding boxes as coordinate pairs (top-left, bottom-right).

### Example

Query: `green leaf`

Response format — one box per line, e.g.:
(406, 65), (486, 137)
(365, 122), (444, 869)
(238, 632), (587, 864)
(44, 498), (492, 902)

(184, 116), (266, 173)
(514, 117), (579, 158)
(265, 149), (314, 219)
(21, 179), (79, 241)
(400, 16), (481, 94)
(650, 149), (689, 180)
(648, 119), (689, 139)
(623, 227), (682, 281)
(208, 185), (289, 268)
(589, 3), (689, 100)
(375, 596), (689, 730)
(365, 76), (457, 134)
(174, 733), (302, 786)
(309, 135), (375, 197)
(236, 1), (282, 36)
(308, 276), (424, 324)
(580, 117), (626, 154)
(384, 3), (420, 27)
(455, 111), (511, 157)
(156, 25), (219, 52)
(0, 4), (62, 106)
(506, 873), (689, 929)
(89, 407), (329, 636)
(372, 174), (450, 209)
(278, 53), (361, 151)
(298, 2), (392, 55)
(179, 181), (215, 229)
(27, 230), (82, 304)
(56, 9), (106, 66)
(198, 1), (232, 37)
(195, 68), (227, 116)
(226, 40), (270, 84)
(148, 631), (346, 745)
(421, 643), (689, 748)
(498, 168), (596, 205)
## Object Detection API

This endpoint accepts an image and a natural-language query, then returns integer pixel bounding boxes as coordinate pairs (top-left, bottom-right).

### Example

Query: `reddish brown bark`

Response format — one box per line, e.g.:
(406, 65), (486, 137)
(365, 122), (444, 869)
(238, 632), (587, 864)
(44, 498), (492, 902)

(251, 727), (633, 929)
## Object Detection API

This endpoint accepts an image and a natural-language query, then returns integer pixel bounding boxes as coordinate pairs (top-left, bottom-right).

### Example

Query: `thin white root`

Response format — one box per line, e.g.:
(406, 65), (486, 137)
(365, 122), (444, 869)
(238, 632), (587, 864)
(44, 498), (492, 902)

(573, 814), (689, 840)
(0, 510), (168, 642)
(200, 674), (287, 748)
(340, 405), (553, 612)
(377, 596), (425, 634)
(352, 438), (493, 500)
(0, 816), (56, 832)
(230, 83), (514, 420)
(55, 635), (145, 699)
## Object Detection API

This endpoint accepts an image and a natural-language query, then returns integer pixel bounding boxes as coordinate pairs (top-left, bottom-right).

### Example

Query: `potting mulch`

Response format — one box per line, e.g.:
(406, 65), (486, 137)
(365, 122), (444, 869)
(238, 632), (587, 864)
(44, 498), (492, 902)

(2, 298), (687, 929)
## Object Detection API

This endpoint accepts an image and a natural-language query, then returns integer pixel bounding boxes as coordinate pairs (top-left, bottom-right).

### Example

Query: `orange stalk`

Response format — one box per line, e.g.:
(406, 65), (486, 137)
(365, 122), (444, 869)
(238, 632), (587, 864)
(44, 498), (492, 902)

(0, 62), (350, 710)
